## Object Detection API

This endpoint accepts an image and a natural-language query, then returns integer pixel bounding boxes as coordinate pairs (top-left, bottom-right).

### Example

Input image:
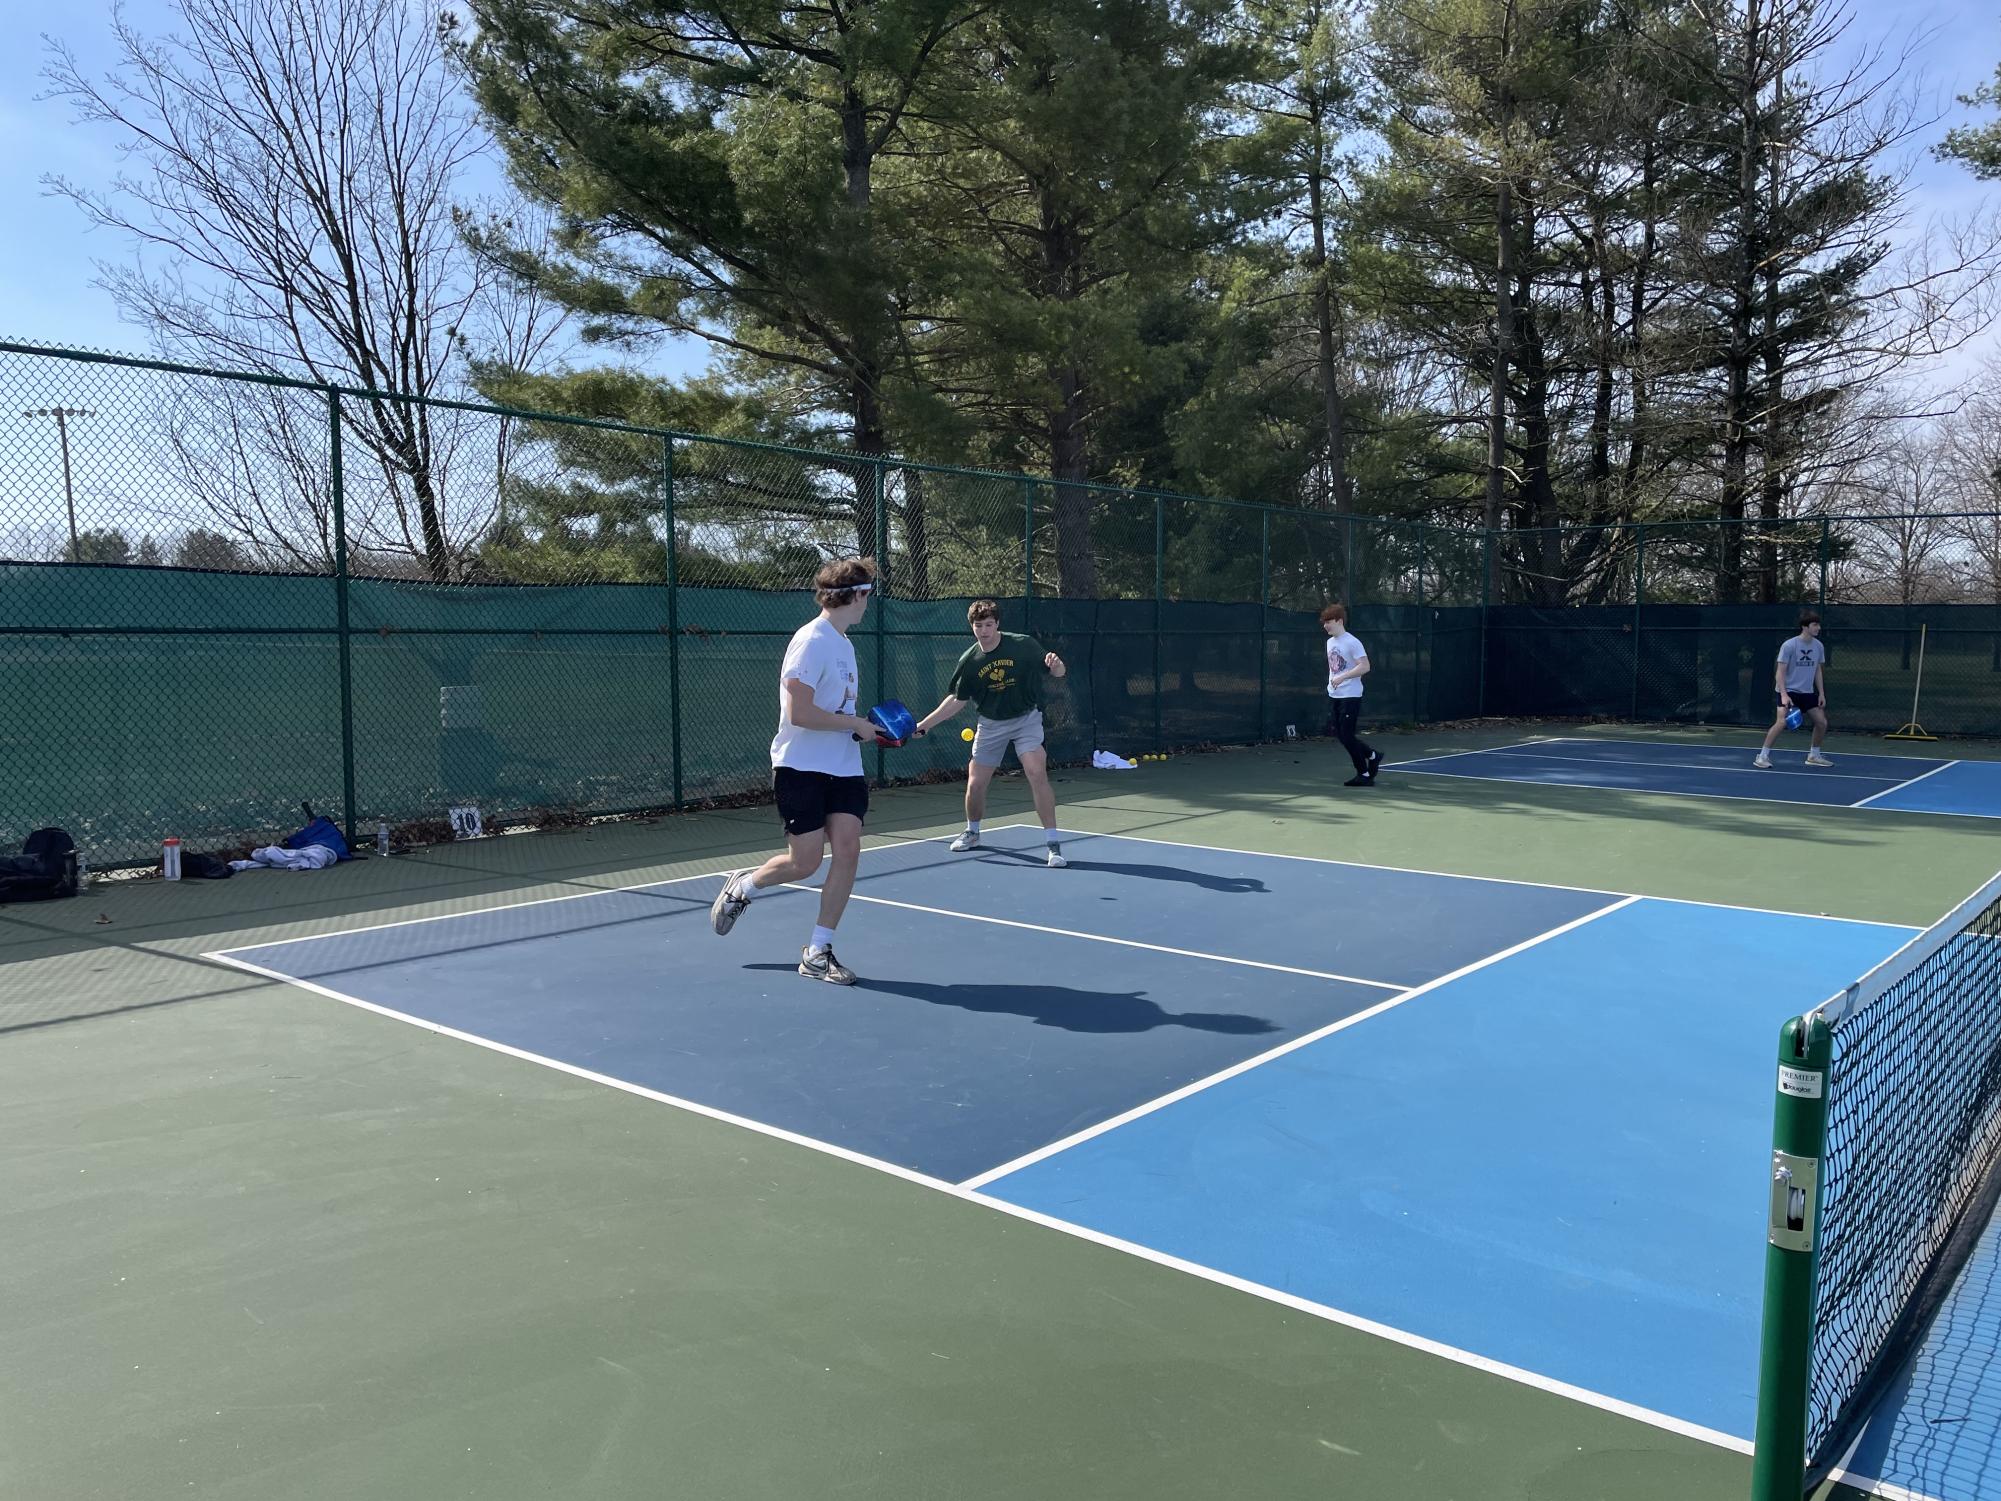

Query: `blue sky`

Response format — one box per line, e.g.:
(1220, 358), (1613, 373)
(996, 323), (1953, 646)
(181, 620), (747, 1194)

(2, 1), (1998, 387)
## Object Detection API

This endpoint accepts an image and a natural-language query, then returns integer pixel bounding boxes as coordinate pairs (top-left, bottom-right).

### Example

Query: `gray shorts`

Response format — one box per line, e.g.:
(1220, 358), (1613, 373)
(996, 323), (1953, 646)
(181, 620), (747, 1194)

(971, 709), (1045, 768)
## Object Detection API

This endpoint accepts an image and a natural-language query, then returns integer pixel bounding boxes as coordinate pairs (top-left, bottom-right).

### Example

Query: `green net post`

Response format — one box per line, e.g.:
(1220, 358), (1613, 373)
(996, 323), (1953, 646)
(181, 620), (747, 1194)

(329, 389), (358, 847)
(664, 435), (682, 809)
(1153, 493), (1165, 751)
(1750, 1011), (1833, 1501)
(1258, 510), (1270, 738)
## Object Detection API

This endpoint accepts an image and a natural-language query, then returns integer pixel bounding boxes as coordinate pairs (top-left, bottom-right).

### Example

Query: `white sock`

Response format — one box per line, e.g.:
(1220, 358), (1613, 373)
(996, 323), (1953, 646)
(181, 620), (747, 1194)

(810, 924), (836, 953)
(966, 820), (981, 834)
(733, 873), (761, 901)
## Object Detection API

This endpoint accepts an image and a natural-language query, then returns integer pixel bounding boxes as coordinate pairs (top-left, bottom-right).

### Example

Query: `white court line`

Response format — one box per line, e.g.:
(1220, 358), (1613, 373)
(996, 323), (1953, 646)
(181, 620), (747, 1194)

(204, 937), (1750, 1461)
(958, 894), (1643, 1191)
(1849, 758), (1963, 809)
(208, 834), (983, 957)
(1373, 736), (1562, 770)
(793, 886), (1405, 991)
(1031, 825), (1917, 931)
(1391, 760), (2001, 823)
(1475, 746), (1903, 783)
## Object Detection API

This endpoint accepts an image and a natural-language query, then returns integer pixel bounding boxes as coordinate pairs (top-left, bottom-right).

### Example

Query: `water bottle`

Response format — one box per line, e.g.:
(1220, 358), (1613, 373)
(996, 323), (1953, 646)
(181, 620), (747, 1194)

(376, 820), (391, 857)
(162, 837), (182, 882)
(75, 849), (89, 887)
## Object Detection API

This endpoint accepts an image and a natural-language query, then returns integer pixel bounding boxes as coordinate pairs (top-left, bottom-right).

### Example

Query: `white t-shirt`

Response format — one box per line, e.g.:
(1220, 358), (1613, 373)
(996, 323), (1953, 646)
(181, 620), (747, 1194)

(1777, 635), (1825, 695)
(770, 616), (863, 776)
(1326, 631), (1367, 700)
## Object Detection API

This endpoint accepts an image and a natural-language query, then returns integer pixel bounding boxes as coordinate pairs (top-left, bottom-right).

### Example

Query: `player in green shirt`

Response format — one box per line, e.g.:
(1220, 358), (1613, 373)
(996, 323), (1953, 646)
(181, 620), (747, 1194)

(914, 599), (1070, 867)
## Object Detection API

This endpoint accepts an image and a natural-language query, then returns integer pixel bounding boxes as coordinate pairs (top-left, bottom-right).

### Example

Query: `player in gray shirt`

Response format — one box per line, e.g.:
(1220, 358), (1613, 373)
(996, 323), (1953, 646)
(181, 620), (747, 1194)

(1755, 609), (1831, 768)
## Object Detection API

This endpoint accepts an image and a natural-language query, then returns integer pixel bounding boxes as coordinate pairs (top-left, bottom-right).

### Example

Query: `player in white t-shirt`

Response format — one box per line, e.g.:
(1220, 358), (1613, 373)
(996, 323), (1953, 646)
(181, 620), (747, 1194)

(709, 557), (882, 984)
(1320, 602), (1381, 787)
(1754, 608), (1832, 769)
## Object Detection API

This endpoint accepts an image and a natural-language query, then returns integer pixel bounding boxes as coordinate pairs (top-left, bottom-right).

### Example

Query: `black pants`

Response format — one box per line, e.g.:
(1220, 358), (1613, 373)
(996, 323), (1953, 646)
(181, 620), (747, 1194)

(1323, 699), (1375, 775)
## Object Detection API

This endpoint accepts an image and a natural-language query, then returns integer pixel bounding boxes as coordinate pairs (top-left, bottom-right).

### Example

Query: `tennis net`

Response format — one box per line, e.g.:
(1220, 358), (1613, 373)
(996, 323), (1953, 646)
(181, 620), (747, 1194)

(1802, 869), (2001, 1472)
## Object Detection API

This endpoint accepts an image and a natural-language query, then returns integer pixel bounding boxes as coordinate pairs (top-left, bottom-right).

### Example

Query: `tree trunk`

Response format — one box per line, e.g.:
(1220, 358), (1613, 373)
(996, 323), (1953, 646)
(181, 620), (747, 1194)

(1050, 367), (1096, 597)
(1720, 0), (1764, 606)
(1486, 2), (1518, 552)
(1040, 190), (1096, 597)
(1488, 173), (1514, 543)
(1307, 130), (1347, 512)
(841, 80), (887, 561)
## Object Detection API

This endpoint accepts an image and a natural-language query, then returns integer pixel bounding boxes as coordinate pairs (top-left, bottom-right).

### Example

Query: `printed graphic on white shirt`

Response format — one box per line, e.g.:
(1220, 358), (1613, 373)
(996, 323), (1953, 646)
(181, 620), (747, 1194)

(770, 616), (864, 776)
(1326, 631), (1367, 700)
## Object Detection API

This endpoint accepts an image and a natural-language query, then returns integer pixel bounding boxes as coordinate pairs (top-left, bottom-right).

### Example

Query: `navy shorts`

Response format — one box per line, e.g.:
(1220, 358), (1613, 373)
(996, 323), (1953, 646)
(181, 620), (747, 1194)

(772, 768), (868, 836)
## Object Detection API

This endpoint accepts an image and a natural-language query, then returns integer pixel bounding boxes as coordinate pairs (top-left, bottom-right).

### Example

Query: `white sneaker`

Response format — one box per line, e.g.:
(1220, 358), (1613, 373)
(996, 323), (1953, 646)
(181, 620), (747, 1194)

(949, 829), (980, 852)
(710, 870), (752, 935)
(1806, 753), (1834, 767)
(1045, 847), (1067, 869)
(1752, 753), (1771, 769)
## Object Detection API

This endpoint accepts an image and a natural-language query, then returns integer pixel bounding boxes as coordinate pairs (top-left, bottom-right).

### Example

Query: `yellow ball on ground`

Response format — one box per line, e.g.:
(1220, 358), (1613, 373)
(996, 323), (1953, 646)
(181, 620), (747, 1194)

(961, 727), (975, 742)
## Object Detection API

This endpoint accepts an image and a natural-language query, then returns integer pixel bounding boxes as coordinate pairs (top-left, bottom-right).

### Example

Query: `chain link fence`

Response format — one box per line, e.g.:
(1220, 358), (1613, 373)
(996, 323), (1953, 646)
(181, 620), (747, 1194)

(8, 340), (1999, 866)
(1, 342), (1478, 865)
(1487, 519), (2001, 735)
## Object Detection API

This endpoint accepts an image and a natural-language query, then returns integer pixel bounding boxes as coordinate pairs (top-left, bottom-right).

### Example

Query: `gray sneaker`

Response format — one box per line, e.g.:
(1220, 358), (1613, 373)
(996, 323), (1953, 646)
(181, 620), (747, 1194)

(798, 946), (857, 985)
(710, 871), (752, 935)
(949, 829), (981, 852)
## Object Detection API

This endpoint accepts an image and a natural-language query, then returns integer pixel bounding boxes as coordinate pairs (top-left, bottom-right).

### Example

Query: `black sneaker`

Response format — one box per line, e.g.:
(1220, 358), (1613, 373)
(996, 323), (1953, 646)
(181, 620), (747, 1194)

(710, 871), (752, 935)
(1367, 749), (1383, 775)
(1344, 773), (1375, 787)
(798, 946), (858, 986)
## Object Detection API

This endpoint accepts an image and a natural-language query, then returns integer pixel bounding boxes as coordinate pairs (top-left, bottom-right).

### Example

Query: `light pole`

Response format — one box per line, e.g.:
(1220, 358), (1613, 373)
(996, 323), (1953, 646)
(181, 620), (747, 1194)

(22, 406), (94, 558)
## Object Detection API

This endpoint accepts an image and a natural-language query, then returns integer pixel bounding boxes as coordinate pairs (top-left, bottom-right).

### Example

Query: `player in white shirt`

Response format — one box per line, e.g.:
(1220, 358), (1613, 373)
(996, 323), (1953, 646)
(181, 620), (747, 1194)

(709, 557), (882, 984)
(1754, 608), (1832, 769)
(1320, 601), (1381, 787)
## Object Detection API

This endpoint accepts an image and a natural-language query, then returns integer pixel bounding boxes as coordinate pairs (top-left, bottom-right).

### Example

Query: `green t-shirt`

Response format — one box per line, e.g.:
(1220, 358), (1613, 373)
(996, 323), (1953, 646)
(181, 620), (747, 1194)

(949, 633), (1049, 720)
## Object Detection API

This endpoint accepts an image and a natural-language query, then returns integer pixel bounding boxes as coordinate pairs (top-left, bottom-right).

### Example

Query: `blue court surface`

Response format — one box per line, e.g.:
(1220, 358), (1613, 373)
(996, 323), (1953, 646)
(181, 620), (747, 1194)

(1393, 736), (2001, 818)
(213, 827), (1915, 1452)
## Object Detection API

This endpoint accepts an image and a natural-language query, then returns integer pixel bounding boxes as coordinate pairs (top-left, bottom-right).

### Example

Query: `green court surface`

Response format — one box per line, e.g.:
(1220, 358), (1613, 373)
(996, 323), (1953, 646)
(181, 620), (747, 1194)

(3, 725), (1993, 1501)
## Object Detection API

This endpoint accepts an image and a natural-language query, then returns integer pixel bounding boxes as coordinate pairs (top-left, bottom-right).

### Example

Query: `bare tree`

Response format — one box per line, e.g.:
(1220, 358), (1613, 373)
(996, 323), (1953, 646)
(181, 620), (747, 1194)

(43, 0), (498, 580)
(1827, 428), (1964, 603)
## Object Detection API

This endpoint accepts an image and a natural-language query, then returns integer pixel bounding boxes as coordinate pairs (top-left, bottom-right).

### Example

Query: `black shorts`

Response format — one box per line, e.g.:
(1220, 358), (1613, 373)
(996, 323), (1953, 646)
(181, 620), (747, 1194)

(772, 767), (868, 836)
(1778, 691), (1821, 712)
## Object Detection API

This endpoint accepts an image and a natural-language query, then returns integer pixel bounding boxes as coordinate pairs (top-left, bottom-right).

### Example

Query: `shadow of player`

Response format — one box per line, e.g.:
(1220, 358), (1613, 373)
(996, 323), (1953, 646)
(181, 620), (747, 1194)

(746, 966), (1279, 1036)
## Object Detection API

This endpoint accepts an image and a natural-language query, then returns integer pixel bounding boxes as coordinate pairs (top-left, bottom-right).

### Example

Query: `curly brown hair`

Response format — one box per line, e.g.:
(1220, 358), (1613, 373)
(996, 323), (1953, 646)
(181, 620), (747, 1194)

(814, 556), (878, 609)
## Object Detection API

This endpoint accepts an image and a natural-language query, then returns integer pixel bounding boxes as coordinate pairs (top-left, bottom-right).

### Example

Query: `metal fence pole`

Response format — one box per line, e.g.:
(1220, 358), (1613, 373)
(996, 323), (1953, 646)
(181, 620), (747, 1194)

(1818, 518), (1830, 611)
(1023, 479), (1036, 630)
(1416, 529), (1429, 722)
(1631, 525), (1646, 720)
(329, 389), (357, 847)
(664, 435), (682, 809)
(1477, 527), (1492, 716)
(1259, 510), (1270, 739)
(875, 459), (889, 783)
(1154, 494), (1165, 751)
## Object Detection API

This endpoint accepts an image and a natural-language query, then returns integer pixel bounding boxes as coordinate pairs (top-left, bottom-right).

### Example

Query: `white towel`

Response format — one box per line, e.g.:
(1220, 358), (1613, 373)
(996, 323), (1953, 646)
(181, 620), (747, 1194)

(230, 844), (341, 871)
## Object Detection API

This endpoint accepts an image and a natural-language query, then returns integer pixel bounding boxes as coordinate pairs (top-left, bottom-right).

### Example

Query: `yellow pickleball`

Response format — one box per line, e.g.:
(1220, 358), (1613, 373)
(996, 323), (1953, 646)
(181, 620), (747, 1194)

(961, 727), (975, 742)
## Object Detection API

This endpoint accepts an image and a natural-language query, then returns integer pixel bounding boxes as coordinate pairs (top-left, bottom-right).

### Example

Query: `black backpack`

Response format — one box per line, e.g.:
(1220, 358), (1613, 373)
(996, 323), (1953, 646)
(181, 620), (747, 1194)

(0, 828), (80, 904)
